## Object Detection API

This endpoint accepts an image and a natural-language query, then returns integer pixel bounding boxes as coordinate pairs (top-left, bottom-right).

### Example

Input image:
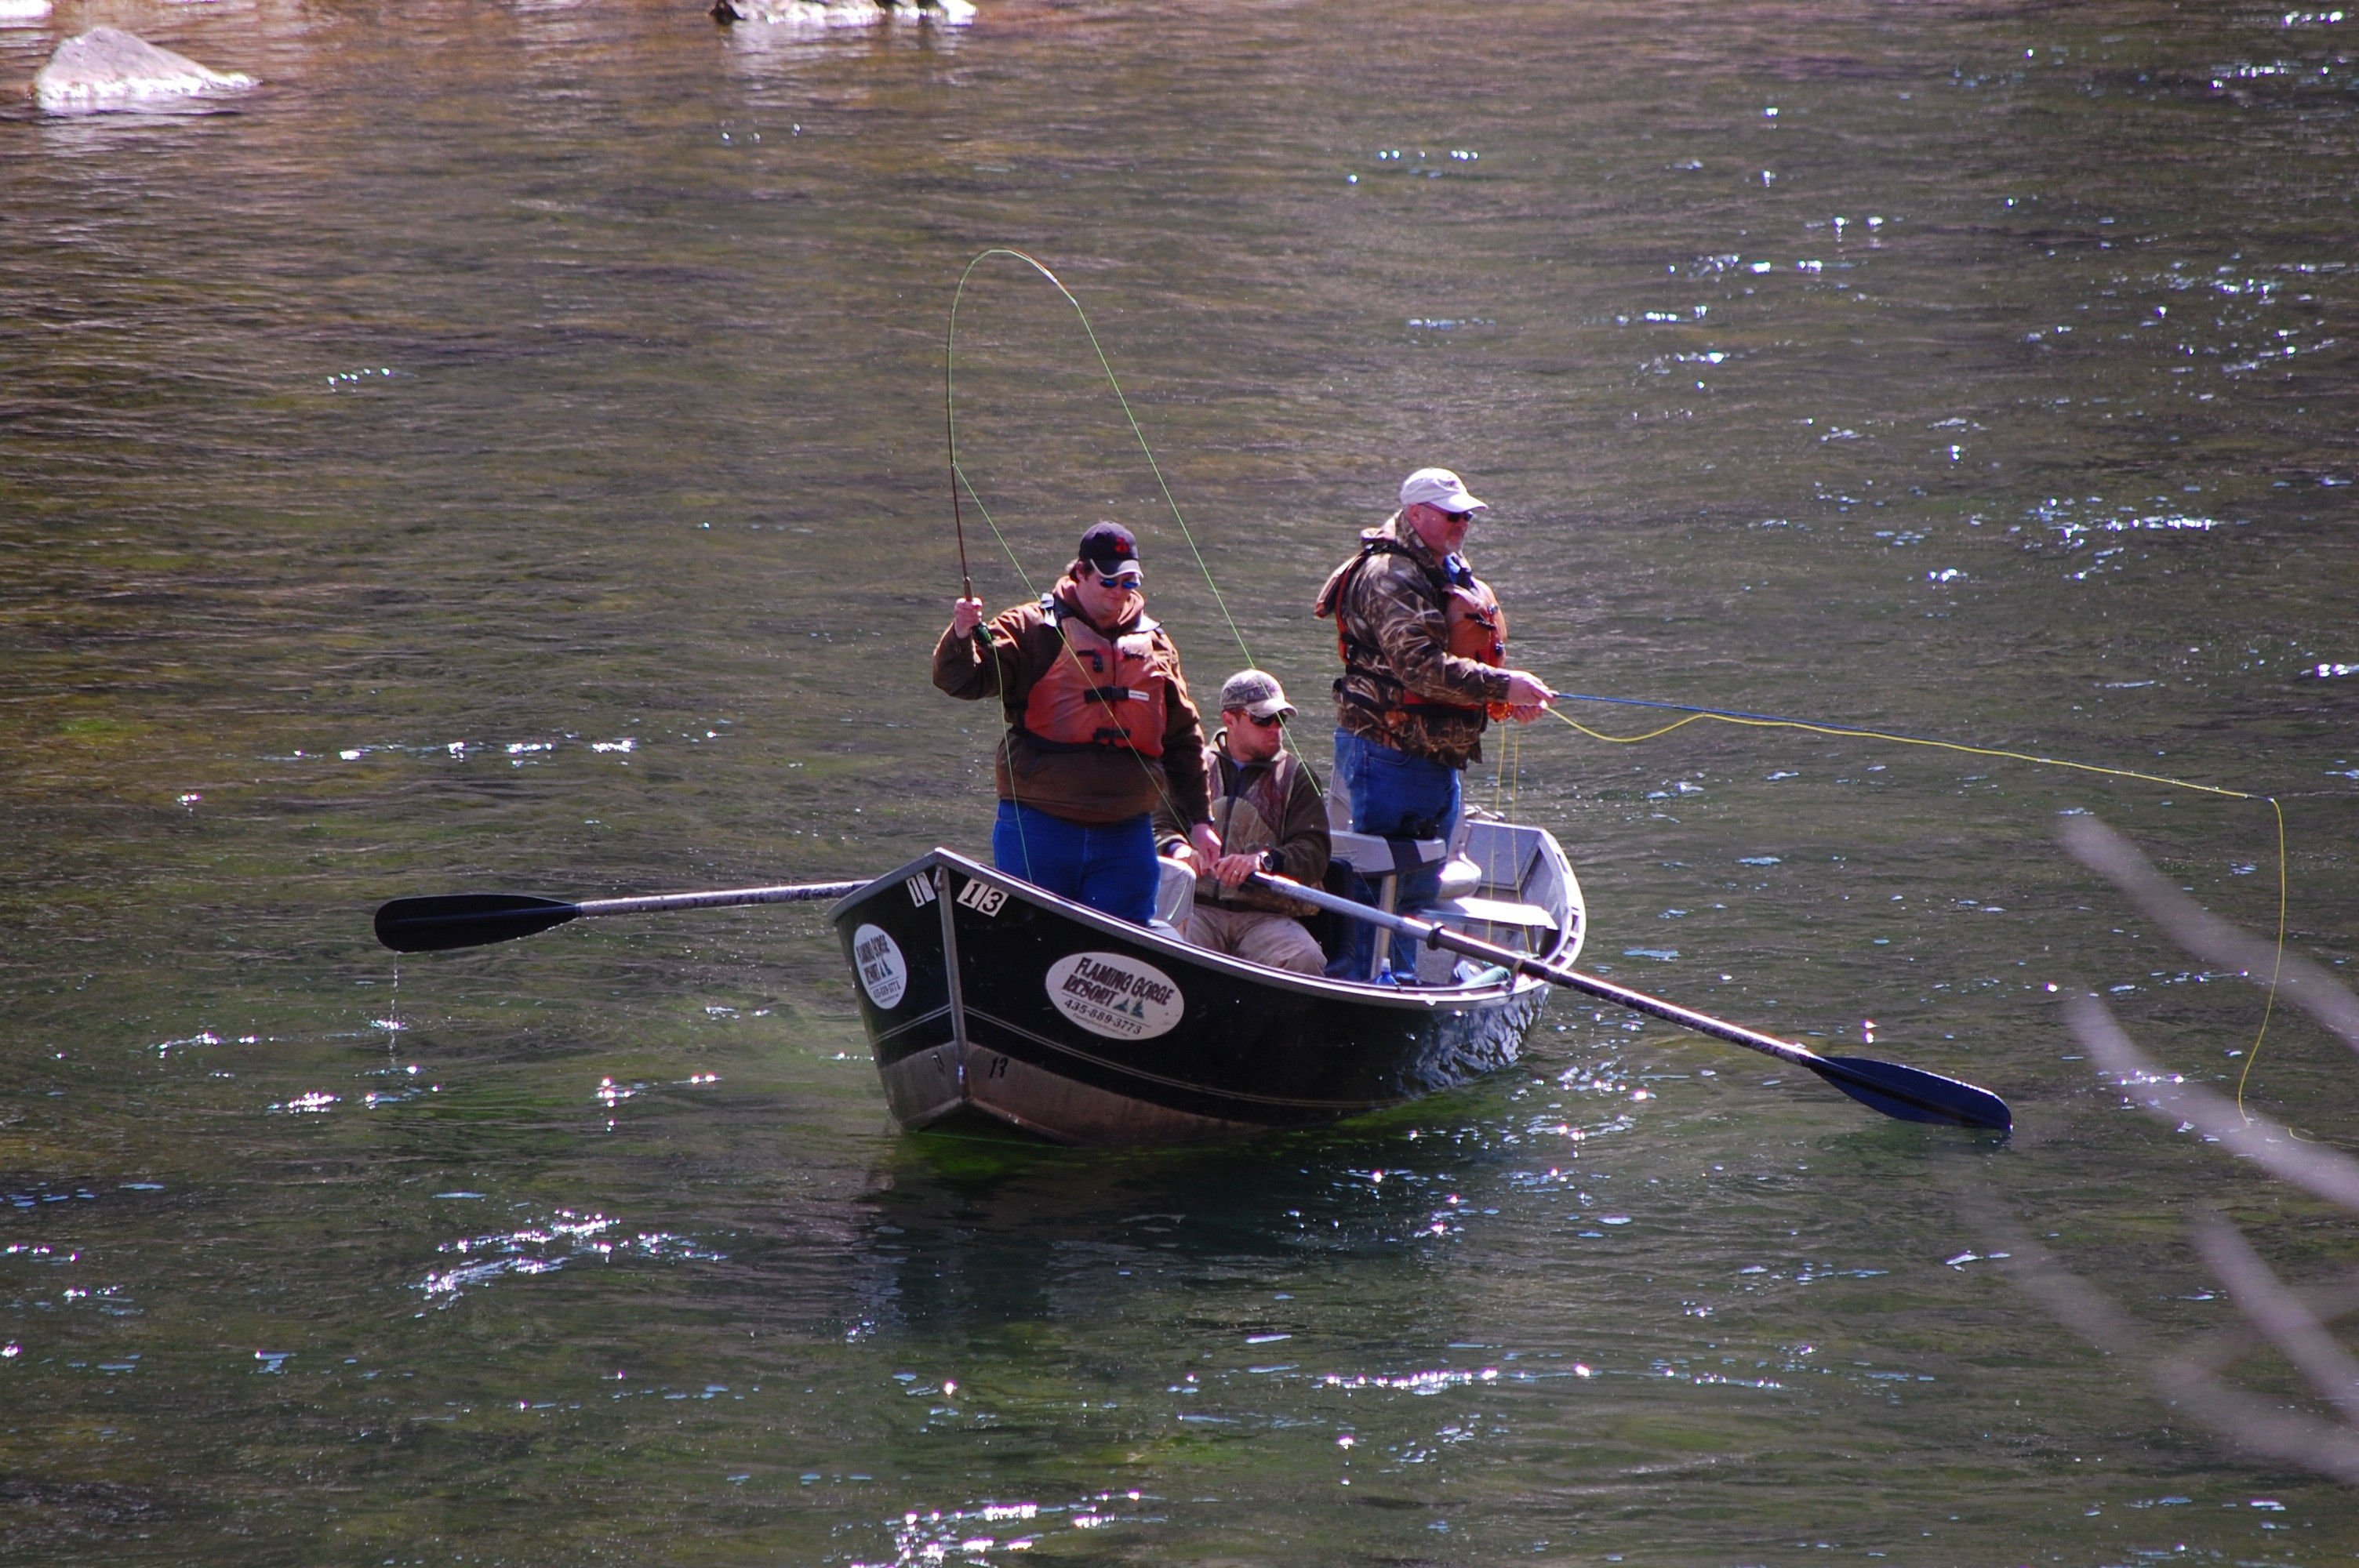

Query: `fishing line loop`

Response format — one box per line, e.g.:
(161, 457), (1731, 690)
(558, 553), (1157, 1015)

(943, 248), (1330, 826)
(943, 248), (1291, 866)
(947, 248), (1256, 670)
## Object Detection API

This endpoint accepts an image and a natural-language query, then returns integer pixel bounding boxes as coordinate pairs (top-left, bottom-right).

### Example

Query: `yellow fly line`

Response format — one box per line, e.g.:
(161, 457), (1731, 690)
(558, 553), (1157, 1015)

(1543, 699), (2288, 1117)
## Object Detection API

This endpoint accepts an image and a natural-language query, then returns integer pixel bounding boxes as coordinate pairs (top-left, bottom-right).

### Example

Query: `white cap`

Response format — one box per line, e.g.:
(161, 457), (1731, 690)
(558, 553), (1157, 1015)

(1399, 466), (1487, 515)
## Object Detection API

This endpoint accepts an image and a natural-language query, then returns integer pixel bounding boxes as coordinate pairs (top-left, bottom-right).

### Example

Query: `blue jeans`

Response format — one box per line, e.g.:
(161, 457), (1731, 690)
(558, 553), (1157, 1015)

(1332, 728), (1463, 978)
(991, 802), (1160, 925)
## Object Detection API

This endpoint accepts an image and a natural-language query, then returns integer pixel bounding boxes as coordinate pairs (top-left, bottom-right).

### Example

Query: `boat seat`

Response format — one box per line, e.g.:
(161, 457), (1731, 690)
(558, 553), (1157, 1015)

(1428, 895), (1555, 930)
(1154, 855), (1196, 930)
(1427, 895), (1559, 960)
(1328, 829), (1446, 879)
(1326, 833), (1496, 978)
(1329, 833), (1481, 896)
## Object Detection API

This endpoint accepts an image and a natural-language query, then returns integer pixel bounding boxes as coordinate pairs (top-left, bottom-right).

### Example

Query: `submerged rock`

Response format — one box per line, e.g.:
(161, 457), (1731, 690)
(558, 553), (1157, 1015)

(32, 27), (256, 113)
(710, 0), (973, 29)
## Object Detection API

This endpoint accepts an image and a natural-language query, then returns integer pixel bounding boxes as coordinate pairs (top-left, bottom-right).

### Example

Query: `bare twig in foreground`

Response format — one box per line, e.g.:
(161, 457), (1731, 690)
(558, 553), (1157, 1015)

(2068, 993), (2359, 1211)
(2190, 1208), (2359, 1425)
(1959, 1192), (2359, 1486)
(1965, 816), (2359, 1487)
(2059, 814), (2359, 1053)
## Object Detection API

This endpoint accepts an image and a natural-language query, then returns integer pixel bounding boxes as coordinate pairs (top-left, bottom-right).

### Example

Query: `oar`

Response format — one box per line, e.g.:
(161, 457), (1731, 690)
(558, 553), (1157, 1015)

(1250, 872), (2012, 1132)
(374, 880), (867, 954)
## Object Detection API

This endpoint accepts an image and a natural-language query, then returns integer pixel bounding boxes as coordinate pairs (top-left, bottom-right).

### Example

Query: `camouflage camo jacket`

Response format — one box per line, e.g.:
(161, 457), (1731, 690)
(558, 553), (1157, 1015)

(1314, 512), (1514, 770)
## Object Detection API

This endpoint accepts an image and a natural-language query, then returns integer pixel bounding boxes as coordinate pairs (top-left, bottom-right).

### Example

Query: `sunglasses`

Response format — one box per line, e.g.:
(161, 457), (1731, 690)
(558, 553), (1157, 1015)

(1238, 711), (1286, 728)
(1092, 570), (1143, 590)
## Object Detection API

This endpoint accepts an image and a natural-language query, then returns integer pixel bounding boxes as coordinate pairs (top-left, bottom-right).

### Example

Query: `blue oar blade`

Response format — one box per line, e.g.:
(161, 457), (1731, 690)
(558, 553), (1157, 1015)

(1812, 1054), (2012, 1132)
(374, 893), (581, 953)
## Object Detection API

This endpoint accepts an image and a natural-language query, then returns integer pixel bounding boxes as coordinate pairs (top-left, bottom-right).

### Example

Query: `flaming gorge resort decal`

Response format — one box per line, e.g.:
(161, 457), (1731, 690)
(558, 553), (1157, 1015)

(1045, 951), (1186, 1041)
(852, 924), (907, 1010)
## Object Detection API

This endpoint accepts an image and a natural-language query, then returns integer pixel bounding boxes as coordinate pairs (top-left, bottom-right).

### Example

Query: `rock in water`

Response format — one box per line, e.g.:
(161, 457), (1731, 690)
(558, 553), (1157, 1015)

(33, 27), (256, 113)
(711, 0), (972, 27)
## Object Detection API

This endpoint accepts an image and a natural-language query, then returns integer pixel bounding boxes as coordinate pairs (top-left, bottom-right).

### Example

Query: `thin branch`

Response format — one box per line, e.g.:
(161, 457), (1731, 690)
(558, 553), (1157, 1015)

(2059, 815), (2359, 1054)
(2179, 1273), (2359, 1386)
(1964, 815), (2359, 1490)
(2068, 993), (2359, 1211)
(2190, 1208), (2359, 1423)
(1957, 1189), (2359, 1486)
(2183, 1267), (2359, 1381)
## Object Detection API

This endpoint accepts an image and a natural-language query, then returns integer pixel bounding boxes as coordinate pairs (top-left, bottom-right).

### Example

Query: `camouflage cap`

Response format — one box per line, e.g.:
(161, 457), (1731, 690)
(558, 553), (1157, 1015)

(1218, 669), (1296, 720)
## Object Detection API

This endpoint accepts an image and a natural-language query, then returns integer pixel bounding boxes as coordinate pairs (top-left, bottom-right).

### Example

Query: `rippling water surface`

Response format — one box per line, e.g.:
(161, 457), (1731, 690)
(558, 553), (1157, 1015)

(3, 0), (2356, 1561)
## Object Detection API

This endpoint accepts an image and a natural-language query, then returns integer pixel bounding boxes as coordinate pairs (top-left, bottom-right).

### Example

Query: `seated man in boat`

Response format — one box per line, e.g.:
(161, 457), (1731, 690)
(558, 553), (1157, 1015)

(1152, 670), (1331, 976)
(1314, 467), (1554, 973)
(936, 522), (1223, 924)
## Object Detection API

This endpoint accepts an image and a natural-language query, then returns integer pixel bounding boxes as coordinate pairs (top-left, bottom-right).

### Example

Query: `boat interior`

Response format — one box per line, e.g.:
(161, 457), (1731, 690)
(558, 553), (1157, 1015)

(1152, 799), (1581, 989)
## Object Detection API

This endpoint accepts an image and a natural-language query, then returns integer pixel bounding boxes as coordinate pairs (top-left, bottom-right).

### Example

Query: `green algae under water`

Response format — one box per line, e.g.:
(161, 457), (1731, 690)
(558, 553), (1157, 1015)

(2, 0), (2357, 1561)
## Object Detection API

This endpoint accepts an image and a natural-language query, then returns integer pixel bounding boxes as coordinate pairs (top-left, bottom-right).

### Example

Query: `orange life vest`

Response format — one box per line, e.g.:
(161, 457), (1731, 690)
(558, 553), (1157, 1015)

(1423, 578), (1508, 691)
(1019, 596), (1169, 758)
(1316, 539), (1511, 722)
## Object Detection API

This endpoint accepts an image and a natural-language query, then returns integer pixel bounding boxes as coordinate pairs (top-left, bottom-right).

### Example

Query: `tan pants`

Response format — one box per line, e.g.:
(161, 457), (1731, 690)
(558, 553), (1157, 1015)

(1185, 903), (1327, 975)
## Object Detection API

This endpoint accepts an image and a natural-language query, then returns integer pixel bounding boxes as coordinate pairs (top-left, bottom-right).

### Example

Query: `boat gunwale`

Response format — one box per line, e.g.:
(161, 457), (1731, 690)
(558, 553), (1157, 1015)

(829, 845), (1576, 1011)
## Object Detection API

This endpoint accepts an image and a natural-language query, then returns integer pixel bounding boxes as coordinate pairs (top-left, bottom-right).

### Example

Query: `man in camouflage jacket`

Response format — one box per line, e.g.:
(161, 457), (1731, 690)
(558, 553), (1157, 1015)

(1314, 468), (1552, 971)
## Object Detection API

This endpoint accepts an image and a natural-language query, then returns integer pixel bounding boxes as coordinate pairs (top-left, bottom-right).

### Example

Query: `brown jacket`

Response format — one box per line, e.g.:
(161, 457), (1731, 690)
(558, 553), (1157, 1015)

(1154, 742), (1330, 917)
(932, 579), (1213, 827)
(1315, 512), (1514, 769)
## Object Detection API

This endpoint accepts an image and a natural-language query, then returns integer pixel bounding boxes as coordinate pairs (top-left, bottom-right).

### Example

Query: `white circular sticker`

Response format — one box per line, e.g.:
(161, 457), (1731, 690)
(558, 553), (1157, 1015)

(1044, 951), (1186, 1041)
(850, 923), (907, 1010)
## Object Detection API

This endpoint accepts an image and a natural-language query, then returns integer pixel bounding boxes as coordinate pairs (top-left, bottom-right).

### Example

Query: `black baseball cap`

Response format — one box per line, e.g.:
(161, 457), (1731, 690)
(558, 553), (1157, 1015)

(1077, 521), (1143, 583)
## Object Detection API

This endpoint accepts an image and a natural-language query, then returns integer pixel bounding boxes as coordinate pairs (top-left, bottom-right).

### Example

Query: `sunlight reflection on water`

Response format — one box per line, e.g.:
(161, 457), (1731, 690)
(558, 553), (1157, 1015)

(1, 0), (2354, 1560)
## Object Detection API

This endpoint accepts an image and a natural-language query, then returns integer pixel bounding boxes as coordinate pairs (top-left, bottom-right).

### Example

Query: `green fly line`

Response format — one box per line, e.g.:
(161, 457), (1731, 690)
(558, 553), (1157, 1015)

(942, 247), (1326, 866)
(941, 249), (1274, 873)
(1544, 695), (2288, 1116)
(947, 248), (1258, 671)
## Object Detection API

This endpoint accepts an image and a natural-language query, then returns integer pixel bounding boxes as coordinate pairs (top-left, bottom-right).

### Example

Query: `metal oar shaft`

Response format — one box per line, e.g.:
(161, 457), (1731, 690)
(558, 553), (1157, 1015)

(1252, 872), (1807, 1058)
(1248, 872), (2009, 1131)
(576, 882), (867, 918)
(1521, 949), (1817, 1069)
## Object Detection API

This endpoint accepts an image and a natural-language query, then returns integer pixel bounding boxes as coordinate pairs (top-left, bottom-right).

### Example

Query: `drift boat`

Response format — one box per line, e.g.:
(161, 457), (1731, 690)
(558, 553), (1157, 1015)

(827, 816), (1583, 1144)
(375, 805), (2010, 1139)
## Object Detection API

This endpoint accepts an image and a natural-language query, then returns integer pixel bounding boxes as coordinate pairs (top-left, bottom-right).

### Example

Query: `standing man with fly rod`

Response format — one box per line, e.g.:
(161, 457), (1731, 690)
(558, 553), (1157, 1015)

(1314, 467), (1555, 976)
(936, 523), (1223, 925)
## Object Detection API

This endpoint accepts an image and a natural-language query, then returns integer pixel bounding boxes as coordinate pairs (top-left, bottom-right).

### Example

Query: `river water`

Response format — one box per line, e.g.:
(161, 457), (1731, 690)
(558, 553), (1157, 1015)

(4, 0), (2356, 1561)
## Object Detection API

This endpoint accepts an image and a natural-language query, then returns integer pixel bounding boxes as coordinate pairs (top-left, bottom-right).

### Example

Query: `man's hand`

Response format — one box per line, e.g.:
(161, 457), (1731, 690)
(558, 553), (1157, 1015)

(1188, 822), (1223, 870)
(951, 596), (986, 638)
(1210, 851), (1265, 892)
(1503, 669), (1553, 721)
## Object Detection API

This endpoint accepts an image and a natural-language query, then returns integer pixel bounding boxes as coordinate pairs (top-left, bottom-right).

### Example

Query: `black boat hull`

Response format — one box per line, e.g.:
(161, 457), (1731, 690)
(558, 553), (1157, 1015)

(831, 849), (1566, 1145)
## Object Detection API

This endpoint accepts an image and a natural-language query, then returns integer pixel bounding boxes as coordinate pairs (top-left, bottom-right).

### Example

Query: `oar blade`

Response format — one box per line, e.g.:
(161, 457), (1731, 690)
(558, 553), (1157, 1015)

(1812, 1054), (2013, 1132)
(373, 893), (582, 953)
